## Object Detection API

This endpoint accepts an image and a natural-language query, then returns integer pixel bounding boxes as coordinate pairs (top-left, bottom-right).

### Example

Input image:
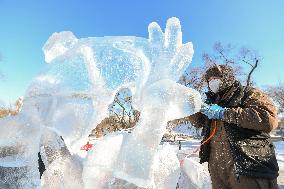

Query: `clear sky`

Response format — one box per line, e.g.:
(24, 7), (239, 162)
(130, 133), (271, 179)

(0, 0), (283, 104)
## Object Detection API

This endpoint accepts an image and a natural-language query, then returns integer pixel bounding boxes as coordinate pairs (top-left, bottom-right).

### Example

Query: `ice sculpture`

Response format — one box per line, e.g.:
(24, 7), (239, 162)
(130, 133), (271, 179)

(0, 17), (201, 188)
(81, 18), (201, 188)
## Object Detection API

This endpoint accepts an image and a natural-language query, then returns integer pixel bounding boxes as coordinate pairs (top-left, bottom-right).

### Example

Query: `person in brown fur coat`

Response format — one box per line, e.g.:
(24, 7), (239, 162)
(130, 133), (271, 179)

(178, 64), (279, 189)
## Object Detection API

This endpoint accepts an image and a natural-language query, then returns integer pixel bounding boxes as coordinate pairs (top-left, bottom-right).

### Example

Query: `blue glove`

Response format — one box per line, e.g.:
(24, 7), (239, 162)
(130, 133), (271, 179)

(200, 103), (225, 120)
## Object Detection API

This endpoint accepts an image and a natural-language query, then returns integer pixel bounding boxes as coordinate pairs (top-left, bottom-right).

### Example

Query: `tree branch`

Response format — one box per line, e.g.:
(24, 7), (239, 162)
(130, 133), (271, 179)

(246, 59), (258, 88)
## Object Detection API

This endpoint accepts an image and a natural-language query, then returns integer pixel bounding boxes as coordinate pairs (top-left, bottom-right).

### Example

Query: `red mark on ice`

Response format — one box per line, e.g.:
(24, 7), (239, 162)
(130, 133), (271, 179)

(80, 142), (93, 151)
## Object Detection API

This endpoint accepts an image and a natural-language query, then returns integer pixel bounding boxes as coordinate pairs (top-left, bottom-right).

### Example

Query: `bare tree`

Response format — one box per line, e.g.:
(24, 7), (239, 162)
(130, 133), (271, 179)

(109, 88), (139, 129)
(0, 97), (23, 118)
(203, 42), (261, 88)
(238, 46), (260, 88)
(90, 89), (141, 138)
(265, 83), (284, 114)
(179, 67), (205, 92)
(179, 42), (261, 93)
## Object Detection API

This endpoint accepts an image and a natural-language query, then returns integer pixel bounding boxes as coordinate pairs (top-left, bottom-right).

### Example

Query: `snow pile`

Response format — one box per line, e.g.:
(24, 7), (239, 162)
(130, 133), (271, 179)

(0, 17), (202, 188)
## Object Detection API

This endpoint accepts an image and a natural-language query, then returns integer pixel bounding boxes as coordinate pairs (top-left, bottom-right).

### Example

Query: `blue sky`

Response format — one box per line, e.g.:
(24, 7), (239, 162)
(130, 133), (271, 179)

(0, 0), (283, 104)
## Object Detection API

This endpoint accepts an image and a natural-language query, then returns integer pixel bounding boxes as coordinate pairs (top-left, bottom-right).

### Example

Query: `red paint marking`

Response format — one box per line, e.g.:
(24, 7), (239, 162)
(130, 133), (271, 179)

(80, 142), (93, 151)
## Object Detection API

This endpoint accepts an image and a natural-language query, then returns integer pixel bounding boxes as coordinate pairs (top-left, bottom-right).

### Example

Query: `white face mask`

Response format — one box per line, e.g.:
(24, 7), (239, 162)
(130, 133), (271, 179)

(209, 79), (222, 93)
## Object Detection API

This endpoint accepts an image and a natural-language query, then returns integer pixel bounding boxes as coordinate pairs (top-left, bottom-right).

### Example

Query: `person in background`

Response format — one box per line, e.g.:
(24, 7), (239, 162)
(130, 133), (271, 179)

(185, 64), (279, 189)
